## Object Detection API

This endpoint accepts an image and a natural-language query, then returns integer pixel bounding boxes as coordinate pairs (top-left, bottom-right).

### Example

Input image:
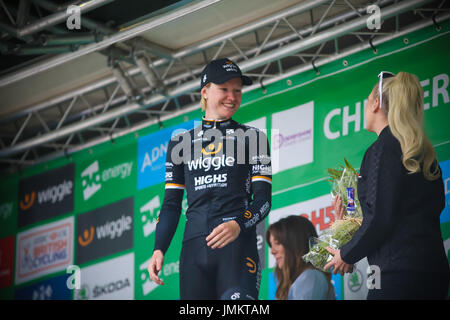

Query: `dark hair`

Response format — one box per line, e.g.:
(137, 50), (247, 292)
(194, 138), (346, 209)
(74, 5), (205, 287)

(266, 215), (332, 300)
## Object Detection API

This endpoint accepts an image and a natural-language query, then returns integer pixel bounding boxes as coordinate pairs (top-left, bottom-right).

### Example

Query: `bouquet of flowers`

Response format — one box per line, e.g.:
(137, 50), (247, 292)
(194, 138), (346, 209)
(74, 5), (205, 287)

(302, 159), (363, 272)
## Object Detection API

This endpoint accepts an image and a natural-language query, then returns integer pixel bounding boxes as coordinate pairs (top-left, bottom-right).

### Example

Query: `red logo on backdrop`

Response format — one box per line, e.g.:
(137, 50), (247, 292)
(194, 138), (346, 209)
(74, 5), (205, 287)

(0, 236), (15, 288)
(300, 205), (336, 231)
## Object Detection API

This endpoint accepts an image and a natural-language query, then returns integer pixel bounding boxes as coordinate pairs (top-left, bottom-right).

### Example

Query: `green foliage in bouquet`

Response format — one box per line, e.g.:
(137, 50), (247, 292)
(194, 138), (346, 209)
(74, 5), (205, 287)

(302, 159), (363, 272)
(328, 158), (362, 218)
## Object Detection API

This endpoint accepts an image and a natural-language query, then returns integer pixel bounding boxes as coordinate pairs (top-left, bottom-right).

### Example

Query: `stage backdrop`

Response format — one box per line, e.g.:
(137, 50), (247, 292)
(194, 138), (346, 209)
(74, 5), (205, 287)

(0, 19), (449, 300)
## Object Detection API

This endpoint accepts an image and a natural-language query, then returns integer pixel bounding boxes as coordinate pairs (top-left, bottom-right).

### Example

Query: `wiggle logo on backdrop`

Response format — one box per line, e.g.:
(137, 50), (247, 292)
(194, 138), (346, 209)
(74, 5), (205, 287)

(19, 192), (36, 210)
(78, 227), (95, 247)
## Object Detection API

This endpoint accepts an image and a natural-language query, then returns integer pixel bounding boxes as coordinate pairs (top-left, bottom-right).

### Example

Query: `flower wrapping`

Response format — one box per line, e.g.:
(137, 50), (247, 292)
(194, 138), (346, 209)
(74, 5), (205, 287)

(302, 159), (363, 272)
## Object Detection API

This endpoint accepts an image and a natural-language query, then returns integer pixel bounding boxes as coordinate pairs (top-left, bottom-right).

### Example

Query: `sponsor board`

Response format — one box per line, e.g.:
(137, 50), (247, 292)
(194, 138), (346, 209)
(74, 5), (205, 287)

(76, 197), (133, 265)
(134, 184), (187, 299)
(138, 121), (197, 190)
(14, 273), (71, 300)
(15, 216), (74, 285)
(76, 143), (136, 212)
(137, 192), (187, 240)
(18, 164), (74, 228)
(74, 253), (134, 300)
(0, 236), (14, 288)
(271, 102), (314, 174)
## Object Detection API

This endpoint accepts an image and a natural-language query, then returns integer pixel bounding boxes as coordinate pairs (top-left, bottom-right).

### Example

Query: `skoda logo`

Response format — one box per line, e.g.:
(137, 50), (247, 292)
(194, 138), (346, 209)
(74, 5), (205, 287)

(75, 284), (90, 300)
(347, 269), (363, 292)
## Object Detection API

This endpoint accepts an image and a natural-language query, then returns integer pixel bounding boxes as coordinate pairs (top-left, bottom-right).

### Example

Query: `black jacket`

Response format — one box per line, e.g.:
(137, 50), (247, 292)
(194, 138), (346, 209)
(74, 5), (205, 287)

(154, 118), (272, 254)
(341, 126), (449, 274)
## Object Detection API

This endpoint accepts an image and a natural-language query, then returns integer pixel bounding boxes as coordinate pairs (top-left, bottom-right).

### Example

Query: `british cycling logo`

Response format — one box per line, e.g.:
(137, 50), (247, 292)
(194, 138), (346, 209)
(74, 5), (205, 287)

(81, 160), (133, 200)
(16, 217), (73, 284)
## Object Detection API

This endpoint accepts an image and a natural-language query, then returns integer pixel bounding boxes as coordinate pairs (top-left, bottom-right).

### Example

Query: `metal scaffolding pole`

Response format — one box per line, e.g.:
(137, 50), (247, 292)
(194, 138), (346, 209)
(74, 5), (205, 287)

(31, 12), (450, 168)
(0, 0), (438, 159)
(1, 0), (115, 38)
(0, 0), (389, 124)
(0, 0), (224, 87)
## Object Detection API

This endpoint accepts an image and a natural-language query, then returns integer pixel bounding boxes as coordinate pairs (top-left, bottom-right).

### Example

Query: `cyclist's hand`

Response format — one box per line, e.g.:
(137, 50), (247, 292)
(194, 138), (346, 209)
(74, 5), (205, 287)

(148, 250), (165, 285)
(206, 220), (241, 249)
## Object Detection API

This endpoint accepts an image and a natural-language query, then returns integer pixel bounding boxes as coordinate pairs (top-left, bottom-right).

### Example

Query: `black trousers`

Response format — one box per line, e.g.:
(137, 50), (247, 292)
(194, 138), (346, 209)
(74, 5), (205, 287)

(179, 231), (260, 300)
(367, 270), (450, 300)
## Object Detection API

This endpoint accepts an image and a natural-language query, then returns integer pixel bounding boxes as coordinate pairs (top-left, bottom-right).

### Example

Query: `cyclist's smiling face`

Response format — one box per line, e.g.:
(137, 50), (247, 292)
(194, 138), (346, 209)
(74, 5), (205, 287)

(202, 77), (242, 120)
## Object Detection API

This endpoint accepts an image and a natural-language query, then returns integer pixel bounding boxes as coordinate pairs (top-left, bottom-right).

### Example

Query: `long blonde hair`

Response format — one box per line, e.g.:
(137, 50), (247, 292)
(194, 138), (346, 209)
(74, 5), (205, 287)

(375, 71), (440, 181)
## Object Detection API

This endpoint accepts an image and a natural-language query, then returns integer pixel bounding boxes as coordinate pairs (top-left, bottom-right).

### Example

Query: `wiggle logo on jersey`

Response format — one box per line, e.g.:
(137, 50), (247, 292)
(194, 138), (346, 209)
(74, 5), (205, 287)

(187, 154), (235, 172)
(245, 257), (257, 274)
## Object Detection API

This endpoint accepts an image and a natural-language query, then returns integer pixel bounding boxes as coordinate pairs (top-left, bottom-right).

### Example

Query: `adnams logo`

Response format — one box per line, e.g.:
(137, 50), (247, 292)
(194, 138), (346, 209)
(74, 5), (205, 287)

(81, 160), (133, 201)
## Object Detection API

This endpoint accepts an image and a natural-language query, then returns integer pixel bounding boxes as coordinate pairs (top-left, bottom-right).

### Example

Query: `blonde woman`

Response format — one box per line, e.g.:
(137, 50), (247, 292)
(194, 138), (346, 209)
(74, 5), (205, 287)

(148, 58), (272, 299)
(325, 71), (449, 299)
(267, 215), (335, 300)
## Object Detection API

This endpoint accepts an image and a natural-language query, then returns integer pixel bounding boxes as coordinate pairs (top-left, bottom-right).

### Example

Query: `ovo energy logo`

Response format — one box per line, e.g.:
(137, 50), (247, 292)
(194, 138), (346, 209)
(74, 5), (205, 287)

(140, 195), (161, 238)
(81, 161), (101, 201)
(81, 160), (133, 201)
(20, 192), (36, 210)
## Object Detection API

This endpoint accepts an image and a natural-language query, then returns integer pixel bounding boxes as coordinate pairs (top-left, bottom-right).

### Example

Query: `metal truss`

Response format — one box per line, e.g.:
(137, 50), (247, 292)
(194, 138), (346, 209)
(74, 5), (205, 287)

(0, 0), (448, 174)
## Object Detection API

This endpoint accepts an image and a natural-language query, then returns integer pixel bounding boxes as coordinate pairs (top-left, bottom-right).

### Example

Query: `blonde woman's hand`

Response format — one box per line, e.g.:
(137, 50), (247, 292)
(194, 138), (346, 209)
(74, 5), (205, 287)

(206, 220), (241, 249)
(148, 250), (165, 285)
(323, 247), (353, 276)
(333, 196), (345, 220)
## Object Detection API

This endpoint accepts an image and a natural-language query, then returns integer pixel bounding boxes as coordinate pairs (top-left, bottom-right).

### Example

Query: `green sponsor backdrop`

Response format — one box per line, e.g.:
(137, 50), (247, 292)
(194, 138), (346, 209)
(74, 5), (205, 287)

(75, 141), (137, 213)
(0, 20), (449, 300)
